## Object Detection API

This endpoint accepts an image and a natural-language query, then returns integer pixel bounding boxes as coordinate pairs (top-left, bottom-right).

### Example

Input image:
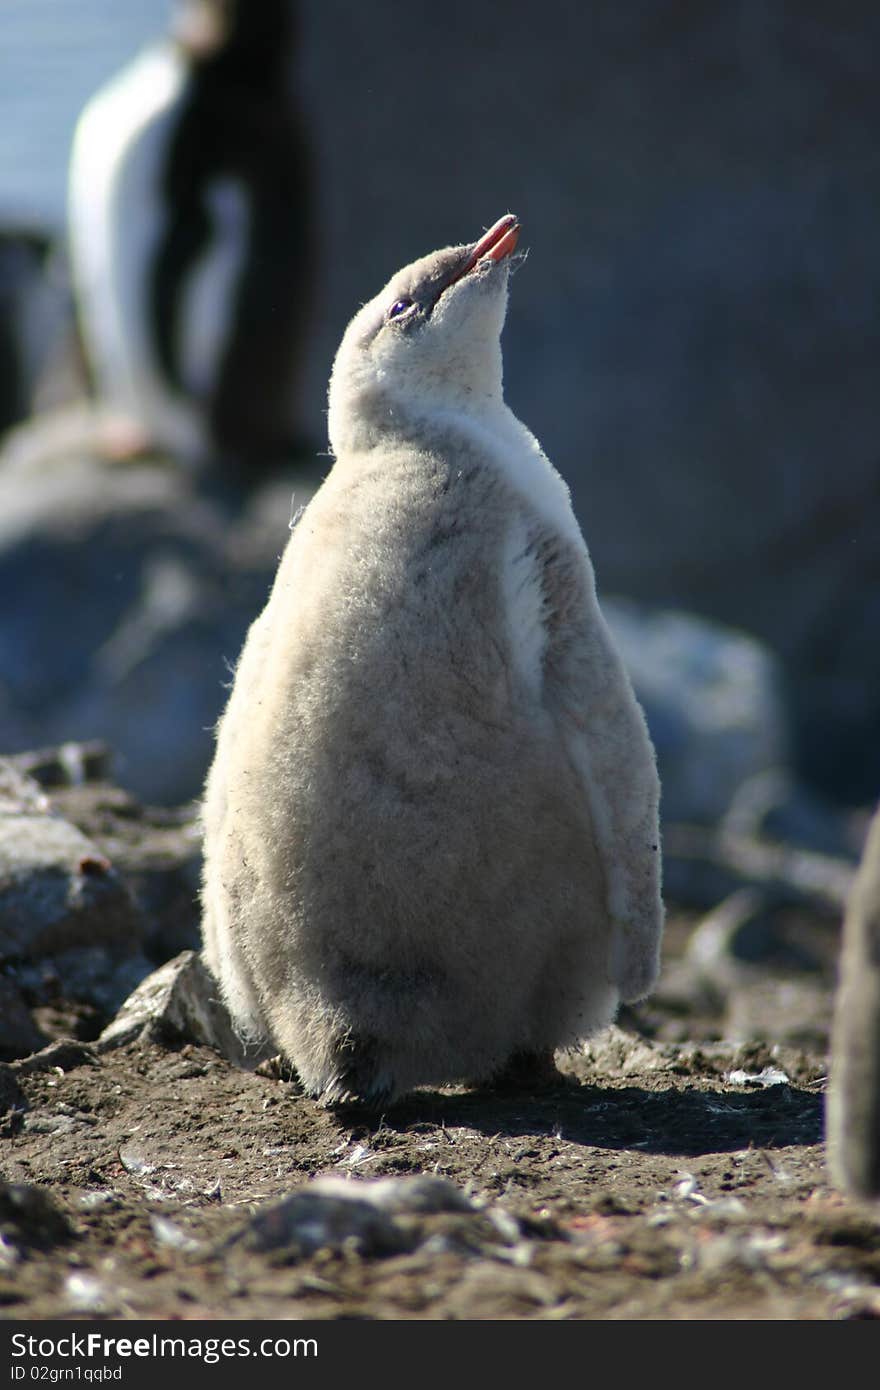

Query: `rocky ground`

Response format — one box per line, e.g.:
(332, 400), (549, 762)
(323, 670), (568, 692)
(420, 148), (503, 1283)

(0, 747), (877, 1323)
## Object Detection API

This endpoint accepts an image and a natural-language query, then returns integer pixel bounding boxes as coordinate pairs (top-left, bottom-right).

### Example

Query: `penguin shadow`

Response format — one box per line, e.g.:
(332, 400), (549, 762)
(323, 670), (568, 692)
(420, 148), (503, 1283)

(320, 1070), (824, 1159)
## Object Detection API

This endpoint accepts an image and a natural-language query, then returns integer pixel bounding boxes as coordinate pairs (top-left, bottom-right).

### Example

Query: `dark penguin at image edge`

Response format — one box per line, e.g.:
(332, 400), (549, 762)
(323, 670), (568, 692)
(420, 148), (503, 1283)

(200, 214), (664, 1107)
(67, 0), (315, 485)
(827, 802), (880, 1201)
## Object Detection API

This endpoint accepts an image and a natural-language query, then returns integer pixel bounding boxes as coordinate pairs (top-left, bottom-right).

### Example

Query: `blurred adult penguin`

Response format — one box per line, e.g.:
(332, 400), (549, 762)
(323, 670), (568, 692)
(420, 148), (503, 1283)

(68, 0), (314, 485)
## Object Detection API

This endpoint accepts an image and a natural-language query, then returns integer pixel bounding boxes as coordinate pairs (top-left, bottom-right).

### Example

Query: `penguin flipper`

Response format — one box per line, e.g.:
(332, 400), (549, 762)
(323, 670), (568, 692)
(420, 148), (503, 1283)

(521, 522), (664, 1002)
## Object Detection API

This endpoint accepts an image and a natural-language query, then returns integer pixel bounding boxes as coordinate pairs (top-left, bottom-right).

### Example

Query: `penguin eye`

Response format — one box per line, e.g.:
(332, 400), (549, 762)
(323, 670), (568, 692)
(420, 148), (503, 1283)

(387, 297), (416, 321)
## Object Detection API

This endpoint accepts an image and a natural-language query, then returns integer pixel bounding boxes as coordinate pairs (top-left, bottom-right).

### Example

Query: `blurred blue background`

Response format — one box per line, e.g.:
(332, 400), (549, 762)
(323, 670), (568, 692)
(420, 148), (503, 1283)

(1, 1), (161, 228)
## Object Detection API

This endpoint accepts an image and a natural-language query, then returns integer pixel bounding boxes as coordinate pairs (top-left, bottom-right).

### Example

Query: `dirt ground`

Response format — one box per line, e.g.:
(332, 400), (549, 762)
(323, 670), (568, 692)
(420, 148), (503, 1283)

(2, 898), (878, 1323)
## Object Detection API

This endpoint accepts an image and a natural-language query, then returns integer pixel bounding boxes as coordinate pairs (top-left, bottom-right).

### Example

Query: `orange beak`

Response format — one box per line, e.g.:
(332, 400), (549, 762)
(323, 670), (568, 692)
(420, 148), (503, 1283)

(447, 214), (521, 288)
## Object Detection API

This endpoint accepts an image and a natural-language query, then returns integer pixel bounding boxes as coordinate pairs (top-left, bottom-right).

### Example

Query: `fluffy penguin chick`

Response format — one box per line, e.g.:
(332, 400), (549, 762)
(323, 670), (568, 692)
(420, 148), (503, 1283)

(201, 214), (664, 1105)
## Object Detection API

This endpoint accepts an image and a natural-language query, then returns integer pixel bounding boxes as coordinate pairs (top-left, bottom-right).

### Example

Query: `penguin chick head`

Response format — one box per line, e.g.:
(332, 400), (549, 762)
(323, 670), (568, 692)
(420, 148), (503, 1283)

(328, 214), (521, 455)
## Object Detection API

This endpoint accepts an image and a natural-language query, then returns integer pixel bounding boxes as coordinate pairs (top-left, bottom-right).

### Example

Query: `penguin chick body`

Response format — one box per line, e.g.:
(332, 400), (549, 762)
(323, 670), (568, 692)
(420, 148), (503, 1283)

(201, 214), (663, 1104)
(67, 0), (313, 479)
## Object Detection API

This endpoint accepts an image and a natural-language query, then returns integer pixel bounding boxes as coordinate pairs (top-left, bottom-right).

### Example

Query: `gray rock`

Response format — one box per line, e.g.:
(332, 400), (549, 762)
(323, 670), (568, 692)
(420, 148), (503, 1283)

(11, 1039), (97, 1076)
(685, 889), (823, 983)
(721, 768), (865, 861)
(0, 763), (143, 963)
(0, 758), (49, 817)
(97, 950), (252, 1064)
(0, 754), (155, 1059)
(14, 947), (153, 1021)
(604, 600), (787, 826)
(0, 1179), (73, 1253)
(9, 742), (114, 791)
(234, 1174), (478, 1259)
(44, 776), (203, 961)
(317, 1174), (476, 1218)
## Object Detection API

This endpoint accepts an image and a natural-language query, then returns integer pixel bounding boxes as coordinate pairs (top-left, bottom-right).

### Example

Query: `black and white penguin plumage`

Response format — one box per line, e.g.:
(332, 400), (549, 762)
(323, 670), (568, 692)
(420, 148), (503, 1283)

(68, 0), (314, 483)
(201, 214), (664, 1107)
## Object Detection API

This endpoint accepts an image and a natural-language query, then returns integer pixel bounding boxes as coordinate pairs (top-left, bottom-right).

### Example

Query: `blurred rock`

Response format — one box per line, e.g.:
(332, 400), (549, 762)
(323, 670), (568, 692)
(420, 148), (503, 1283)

(7, 742), (202, 961)
(0, 1179), (74, 1254)
(0, 747), (209, 1060)
(649, 883), (841, 1050)
(723, 975), (834, 1052)
(684, 889), (824, 983)
(233, 1174), (480, 1259)
(604, 600), (786, 826)
(661, 781), (860, 912)
(14, 947), (152, 1032)
(10, 742), (114, 790)
(44, 782), (203, 963)
(721, 768), (866, 860)
(0, 414), (312, 804)
(0, 757), (143, 962)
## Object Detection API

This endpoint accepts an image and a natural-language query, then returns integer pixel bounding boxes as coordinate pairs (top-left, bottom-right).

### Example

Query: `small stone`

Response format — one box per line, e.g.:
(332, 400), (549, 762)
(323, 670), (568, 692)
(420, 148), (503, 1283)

(64, 1272), (110, 1311)
(232, 1174), (475, 1260)
(725, 1066), (791, 1088)
(97, 950), (254, 1065)
(12, 1039), (98, 1076)
(604, 601), (786, 827)
(0, 1180), (73, 1251)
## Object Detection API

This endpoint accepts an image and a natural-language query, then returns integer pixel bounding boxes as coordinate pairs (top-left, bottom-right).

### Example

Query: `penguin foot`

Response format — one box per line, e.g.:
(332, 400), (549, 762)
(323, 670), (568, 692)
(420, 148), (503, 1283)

(254, 1053), (302, 1088)
(490, 1049), (563, 1093)
(316, 1035), (395, 1110)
